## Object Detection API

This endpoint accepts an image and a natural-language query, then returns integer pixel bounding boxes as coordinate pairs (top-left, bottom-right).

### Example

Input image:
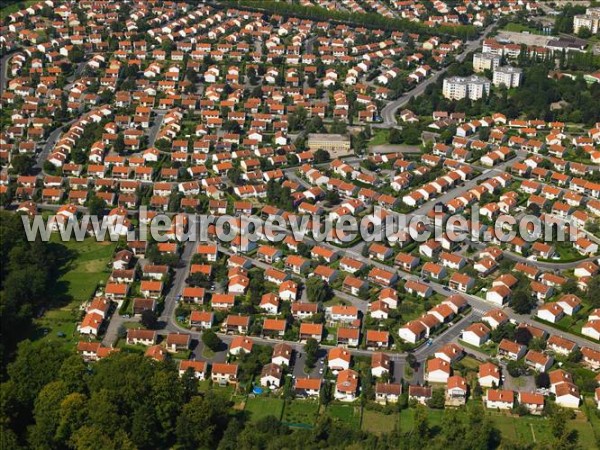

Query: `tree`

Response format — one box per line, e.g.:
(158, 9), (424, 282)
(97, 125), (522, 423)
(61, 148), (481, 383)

(511, 290), (536, 314)
(506, 360), (525, 378)
(305, 277), (331, 303)
(514, 326), (533, 345)
(176, 394), (229, 449)
(10, 154), (34, 175)
(410, 406), (430, 447)
(577, 27), (592, 39)
(140, 310), (158, 330)
(402, 126), (421, 145)
(586, 276), (600, 308)
(426, 388), (445, 409)
(320, 380), (333, 406)
(69, 45), (85, 63)
(114, 133), (125, 154)
(87, 194), (107, 217)
(313, 149), (330, 163)
(550, 407), (579, 449)
(566, 348), (582, 363)
(388, 127), (403, 144)
(304, 338), (319, 369)
(535, 372), (550, 388)
(201, 330), (221, 352)
(330, 119), (347, 134)
(29, 380), (70, 449)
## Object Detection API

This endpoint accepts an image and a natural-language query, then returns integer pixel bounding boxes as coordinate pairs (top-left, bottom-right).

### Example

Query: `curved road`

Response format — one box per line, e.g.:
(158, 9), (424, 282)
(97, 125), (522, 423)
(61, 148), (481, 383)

(377, 23), (495, 128)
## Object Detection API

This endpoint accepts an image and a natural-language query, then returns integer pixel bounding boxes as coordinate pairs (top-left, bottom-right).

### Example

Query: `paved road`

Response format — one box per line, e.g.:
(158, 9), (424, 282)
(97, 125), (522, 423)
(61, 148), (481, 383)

(377, 23), (495, 128)
(102, 313), (139, 347)
(0, 50), (18, 94)
(34, 126), (64, 170)
(218, 247), (369, 314)
(159, 239), (195, 325)
(148, 110), (166, 147)
(411, 155), (524, 217)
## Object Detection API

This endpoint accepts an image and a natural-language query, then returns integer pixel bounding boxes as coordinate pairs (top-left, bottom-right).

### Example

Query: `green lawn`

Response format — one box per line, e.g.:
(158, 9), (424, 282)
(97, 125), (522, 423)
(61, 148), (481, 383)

(459, 356), (481, 371)
(49, 236), (118, 303)
(1, 0), (37, 15)
(488, 414), (552, 444)
(362, 409), (399, 434)
(399, 408), (444, 432)
(31, 238), (117, 350)
(282, 400), (319, 426)
(584, 398), (600, 445)
(502, 23), (544, 35)
(33, 308), (80, 351)
(369, 129), (390, 146)
(325, 403), (362, 428)
(244, 396), (285, 422)
(399, 408), (414, 432)
(569, 418), (598, 449)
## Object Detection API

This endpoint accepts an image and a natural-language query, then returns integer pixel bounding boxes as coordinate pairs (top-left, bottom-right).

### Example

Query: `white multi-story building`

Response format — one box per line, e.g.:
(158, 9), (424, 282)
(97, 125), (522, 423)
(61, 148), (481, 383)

(442, 75), (491, 100)
(574, 7), (600, 34)
(493, 66), (523, 88)
(473, 53), (501, 73)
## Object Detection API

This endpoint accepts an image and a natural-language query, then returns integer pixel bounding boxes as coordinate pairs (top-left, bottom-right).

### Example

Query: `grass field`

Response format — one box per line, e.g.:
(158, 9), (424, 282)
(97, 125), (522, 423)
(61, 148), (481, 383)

(399, 406), (596, 447)
(568, 418), (597, 449)
(244, 396), (284, 422)
(282, 400), (319, 426)
(399, 408), (444, 433)
(362, 409), (399, 434)
(325, 403), (362, 428)
(488, 414), (552, 444)
(459, 356), (481, 371)
(369, 129), (390, 146)
(502, 23), (542, 35)
(0, 0), (37, 15)
(49, 235), (118, 303)
(584, 398), (600, 444)
(31, 237), (117, 349)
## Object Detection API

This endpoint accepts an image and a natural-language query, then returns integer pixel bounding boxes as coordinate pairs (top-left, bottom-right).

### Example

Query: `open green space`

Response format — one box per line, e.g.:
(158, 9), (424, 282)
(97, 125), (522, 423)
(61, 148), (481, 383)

(31, 237), (117, 349)
(1, 0), (37, 15)
(244, 396), (285, 422)
(282, 400), (319, 426)
(362, 409), (399, 434)
(48, 235), (118, 303)
(325, 403), (362, 428)
(502, 23), (543, 34)
(369, 129), (390, 146)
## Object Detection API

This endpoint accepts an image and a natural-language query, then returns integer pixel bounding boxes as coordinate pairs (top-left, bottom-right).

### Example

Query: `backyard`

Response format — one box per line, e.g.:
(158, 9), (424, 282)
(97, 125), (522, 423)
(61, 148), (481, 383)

(324, 403), (362, 428)
(282, 399), (320, 426)
(362, 409), (399, 435)
(244, 396), (285, 422)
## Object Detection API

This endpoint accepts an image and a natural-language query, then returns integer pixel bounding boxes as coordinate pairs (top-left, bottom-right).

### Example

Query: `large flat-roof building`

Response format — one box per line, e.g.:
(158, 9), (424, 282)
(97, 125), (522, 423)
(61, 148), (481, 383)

(473, 53), (501, 73)
(442, 75), (491, 101)
(574, 7), (600, 34)
(307, 133), (352, 157)
(493, 66), (523, 88)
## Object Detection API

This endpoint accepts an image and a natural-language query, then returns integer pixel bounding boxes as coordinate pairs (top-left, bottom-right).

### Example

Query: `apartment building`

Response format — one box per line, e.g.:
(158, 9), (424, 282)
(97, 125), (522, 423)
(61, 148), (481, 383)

(493, 66), (523, 88)
(473, 53), (501, 73)
(442, 75), (491, 100)
(574, 7), (600, 34)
